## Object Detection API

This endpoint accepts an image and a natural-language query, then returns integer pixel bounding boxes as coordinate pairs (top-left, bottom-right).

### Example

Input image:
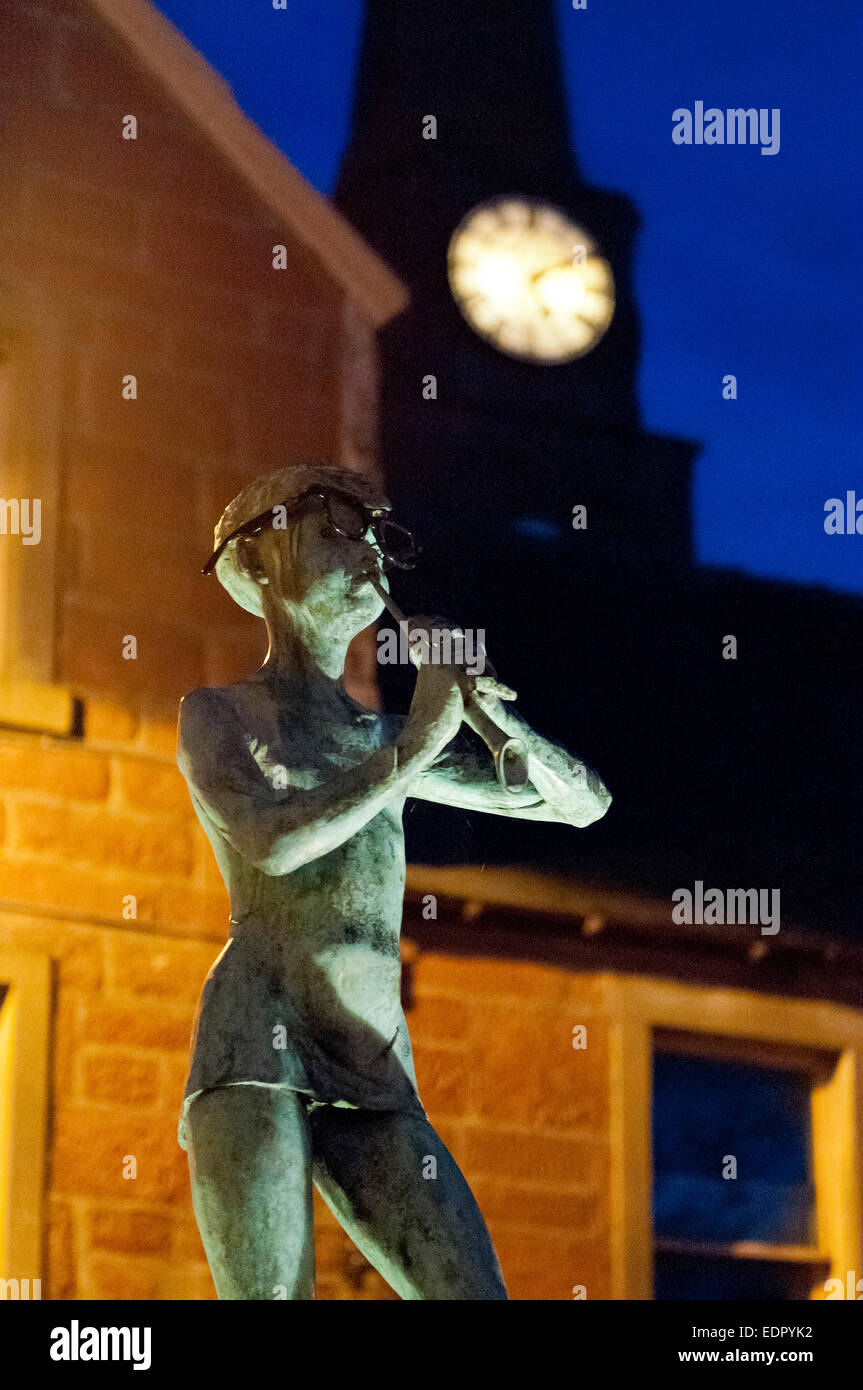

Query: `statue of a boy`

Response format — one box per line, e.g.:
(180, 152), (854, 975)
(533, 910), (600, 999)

(177, 463), (611, 1299)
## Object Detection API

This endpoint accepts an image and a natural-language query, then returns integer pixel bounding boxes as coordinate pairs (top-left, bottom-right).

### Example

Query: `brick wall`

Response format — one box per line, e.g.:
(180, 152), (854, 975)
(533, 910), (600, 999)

(0, 0), (390, 1300)
(0, 0), (382, 905)
(0, 0), (380, 726)
(403, 949), (611, 1302)
(0, 908), (218, 1299)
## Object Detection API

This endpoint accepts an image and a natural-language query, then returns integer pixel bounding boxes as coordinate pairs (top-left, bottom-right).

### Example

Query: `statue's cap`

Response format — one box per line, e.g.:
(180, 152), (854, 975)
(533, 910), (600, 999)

(204, 462), (390, 616)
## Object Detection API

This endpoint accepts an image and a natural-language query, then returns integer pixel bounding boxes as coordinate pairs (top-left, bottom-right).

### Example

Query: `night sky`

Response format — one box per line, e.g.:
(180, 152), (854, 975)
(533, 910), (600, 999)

(155, 0), (861, 596)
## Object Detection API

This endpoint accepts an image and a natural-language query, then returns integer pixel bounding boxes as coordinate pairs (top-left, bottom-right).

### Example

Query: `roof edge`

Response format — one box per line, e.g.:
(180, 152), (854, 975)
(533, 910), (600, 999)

(405, 863), (673, 929)
(85, 0), (409, 326)
(404, 863), (859, 957)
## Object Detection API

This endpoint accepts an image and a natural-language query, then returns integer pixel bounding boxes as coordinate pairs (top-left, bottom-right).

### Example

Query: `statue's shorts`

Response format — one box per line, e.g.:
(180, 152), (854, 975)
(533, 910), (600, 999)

(178, 934), (425, 1152)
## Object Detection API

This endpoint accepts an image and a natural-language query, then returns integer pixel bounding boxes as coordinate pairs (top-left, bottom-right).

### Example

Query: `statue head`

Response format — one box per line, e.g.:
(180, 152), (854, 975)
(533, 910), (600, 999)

(204, 463), (411, 641)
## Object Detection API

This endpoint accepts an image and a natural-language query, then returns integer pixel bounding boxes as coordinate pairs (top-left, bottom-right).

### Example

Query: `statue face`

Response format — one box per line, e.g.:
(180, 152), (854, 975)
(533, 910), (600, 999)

(294, 503), (387, 630)
(243, 498), (388, 637)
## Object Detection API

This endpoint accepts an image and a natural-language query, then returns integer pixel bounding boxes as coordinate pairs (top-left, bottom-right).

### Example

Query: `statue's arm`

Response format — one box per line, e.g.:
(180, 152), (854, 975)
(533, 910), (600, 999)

(177, 687), (439, 875)
(406, 705), (612, 828)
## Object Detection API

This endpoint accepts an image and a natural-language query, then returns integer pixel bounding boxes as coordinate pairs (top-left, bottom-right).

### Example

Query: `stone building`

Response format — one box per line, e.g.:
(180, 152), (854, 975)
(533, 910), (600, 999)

(0, 0), (403, 1300)
(0, 0), (861, 1303)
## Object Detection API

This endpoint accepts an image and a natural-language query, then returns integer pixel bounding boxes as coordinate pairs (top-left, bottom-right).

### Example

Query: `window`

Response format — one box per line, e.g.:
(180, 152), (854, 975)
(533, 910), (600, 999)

(0, 945), (51, 1287)
(652, 1034), (831, 1299)
(608, 977), (863, 1300)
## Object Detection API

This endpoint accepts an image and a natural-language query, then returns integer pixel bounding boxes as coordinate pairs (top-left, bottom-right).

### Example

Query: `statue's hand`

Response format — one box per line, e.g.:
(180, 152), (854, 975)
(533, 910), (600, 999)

(401, 614), (467, 668)
(469, 674), (518, 703)
(397, 657), (465, 769)
(402, 616), (512, 692)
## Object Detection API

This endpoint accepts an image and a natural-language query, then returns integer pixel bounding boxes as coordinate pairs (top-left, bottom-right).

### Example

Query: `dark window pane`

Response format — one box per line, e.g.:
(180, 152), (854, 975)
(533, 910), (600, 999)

(655, 1252), (816, 1301)
(652, 1051), (815, 1245)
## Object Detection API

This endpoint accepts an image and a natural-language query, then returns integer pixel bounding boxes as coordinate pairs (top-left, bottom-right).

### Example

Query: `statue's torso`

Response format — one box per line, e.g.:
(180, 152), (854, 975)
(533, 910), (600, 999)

(180, 677), (417, 1113)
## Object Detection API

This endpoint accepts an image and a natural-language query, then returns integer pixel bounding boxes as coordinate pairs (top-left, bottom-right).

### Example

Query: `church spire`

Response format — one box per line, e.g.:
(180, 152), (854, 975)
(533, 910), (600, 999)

(340, 0), (581, 195)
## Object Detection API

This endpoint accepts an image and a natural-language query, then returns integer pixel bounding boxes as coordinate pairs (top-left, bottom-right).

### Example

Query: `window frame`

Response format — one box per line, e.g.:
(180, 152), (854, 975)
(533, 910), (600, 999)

(0, 943), (52, 1285)
(608, 975), (863, 1300)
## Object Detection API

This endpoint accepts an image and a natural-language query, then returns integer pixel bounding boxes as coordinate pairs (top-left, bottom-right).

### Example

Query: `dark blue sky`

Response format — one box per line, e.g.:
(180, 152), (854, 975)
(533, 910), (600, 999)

(156, 0), (861, 596)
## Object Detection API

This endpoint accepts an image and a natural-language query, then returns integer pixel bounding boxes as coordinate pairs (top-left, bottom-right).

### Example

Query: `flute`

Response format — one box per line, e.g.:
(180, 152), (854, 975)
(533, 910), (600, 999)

(368, 575), (530, 794)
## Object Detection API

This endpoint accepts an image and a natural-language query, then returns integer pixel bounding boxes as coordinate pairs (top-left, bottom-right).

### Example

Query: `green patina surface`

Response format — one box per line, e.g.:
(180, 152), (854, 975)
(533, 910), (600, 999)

(178, 464), (610, 1299)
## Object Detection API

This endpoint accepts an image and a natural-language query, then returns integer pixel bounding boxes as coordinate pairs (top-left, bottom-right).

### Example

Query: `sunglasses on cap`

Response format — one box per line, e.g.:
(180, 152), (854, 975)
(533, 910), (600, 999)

(202, 486), (420, 577)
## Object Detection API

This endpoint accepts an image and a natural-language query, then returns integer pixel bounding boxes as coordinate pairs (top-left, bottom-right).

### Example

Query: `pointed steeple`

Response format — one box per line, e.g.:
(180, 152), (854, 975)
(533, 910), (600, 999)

(341, 0), (582, 193)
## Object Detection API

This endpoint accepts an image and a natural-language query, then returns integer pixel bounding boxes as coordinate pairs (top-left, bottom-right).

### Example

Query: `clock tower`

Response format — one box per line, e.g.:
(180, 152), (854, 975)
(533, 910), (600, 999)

(335, 0), (700, 874)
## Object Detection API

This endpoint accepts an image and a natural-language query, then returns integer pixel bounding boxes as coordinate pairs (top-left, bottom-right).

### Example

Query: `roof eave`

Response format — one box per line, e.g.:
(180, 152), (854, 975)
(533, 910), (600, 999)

(85, 0), (409, 327)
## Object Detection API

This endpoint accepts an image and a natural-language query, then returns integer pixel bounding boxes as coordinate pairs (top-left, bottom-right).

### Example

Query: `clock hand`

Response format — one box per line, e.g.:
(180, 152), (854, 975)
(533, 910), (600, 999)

(529, 258), (584, 283)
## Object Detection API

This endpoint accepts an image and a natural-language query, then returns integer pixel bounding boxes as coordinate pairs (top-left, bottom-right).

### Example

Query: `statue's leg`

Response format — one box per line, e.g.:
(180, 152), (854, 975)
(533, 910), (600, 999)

(309, 1104), (508, 1300)
(185, 1084), (316, 1300)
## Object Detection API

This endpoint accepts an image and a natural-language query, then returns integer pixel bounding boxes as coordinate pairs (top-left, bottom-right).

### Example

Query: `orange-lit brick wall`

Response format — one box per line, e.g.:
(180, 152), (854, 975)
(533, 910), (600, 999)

(0, 0), (389, 1301)
(0, 0), (380, 724)
(0, 0), (383, 925)
(0, 908), (219, 1299)
(402, 950), (612, 1302)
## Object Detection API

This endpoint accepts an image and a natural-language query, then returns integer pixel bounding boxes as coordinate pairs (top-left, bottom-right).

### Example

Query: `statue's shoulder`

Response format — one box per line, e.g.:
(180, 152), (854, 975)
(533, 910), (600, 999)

(179, 682), (234, 716)
(177, 683), (245, 744)
(180, 678), (275, 732)
(177, 685), (258, 785)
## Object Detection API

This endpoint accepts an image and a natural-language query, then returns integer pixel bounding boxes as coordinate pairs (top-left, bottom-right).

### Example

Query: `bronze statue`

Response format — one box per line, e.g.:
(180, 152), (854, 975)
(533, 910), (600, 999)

(177, 462), (611, 1299)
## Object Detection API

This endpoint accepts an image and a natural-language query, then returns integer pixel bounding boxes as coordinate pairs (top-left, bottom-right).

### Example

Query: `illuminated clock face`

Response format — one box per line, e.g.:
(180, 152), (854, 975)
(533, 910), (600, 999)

(447, 197), (615, 364)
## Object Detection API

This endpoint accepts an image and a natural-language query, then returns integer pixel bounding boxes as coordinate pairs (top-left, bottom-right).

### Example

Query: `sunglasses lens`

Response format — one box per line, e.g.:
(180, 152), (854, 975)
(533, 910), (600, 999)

(327, 493), (370, 540)
(322, 491), (417, 568)
(376, 519), (417, 568)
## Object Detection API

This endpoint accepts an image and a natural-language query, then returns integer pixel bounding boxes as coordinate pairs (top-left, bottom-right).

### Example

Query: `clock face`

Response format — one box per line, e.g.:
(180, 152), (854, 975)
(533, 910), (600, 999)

(447, 197), (615, 364)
